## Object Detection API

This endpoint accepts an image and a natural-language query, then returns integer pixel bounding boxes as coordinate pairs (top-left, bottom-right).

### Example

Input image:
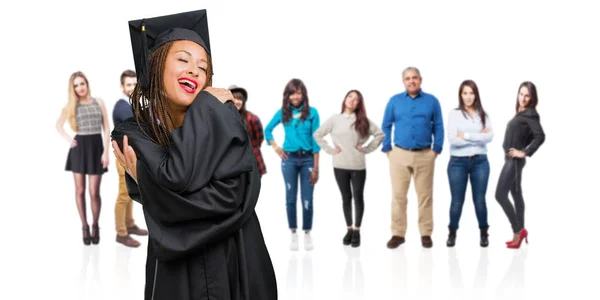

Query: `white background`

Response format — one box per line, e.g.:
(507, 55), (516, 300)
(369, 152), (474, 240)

(1, 0), (599, 299)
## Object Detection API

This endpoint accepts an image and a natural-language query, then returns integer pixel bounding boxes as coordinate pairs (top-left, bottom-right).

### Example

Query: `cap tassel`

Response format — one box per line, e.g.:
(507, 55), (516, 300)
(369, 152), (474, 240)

(140, 21), (150, 91)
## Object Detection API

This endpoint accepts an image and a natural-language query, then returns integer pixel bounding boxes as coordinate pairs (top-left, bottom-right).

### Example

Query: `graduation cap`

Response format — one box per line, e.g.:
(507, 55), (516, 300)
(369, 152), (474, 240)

(128, 9), (211, 91)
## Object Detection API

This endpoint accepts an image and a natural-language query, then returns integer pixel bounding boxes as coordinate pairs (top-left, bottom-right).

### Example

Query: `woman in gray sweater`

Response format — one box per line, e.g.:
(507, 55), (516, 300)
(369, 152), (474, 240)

(313, 90), (385, 247)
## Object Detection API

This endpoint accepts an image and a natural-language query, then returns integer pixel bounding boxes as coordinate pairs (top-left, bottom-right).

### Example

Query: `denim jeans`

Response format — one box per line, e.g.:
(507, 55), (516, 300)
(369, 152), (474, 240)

(447, 154), (490, 230)
(281, 152), (314, 231)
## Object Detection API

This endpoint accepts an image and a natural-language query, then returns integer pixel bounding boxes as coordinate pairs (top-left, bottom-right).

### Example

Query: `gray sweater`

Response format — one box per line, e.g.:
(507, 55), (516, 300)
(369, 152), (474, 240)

(313, 113), (385, 170)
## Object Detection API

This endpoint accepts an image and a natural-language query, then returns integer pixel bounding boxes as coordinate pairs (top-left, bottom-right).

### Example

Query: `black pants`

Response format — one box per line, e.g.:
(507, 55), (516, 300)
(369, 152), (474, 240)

(333, 168), (366, 227)
(495, 157), (527, 233)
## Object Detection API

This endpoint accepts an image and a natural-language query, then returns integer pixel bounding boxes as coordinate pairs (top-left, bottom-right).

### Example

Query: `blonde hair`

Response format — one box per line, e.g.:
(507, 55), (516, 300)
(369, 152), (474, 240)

(66, 71), (91, 131)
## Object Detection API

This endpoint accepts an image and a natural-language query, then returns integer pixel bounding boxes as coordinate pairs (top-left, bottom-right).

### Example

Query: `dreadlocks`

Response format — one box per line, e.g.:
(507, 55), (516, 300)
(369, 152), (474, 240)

(129, 41), (213, 149)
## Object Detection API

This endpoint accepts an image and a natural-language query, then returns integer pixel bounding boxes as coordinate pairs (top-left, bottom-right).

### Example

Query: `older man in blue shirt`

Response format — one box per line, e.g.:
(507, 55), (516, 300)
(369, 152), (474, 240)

(382, 67), (444, 249)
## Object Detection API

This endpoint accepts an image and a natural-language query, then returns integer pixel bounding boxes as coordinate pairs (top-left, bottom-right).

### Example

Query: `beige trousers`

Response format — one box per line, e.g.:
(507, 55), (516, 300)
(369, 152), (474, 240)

(388, 146), (436, 237)
(115, 157), (135, 237)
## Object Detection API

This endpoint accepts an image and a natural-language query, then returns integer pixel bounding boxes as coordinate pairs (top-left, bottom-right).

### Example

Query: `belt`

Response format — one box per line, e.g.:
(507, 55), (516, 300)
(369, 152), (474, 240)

(286, 150), (313, 156)
(453, 154), (485, 158)
(396, 145), (430, 152)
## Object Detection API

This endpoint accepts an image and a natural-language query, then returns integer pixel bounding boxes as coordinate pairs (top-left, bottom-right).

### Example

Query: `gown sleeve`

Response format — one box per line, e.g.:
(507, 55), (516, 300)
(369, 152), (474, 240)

(135, 91), (254, 193)
(111, 92), (261, 261)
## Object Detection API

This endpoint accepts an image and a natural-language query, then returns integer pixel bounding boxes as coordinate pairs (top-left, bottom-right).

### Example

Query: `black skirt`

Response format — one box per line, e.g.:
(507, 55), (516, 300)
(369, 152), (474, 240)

(65, 134), (108, 175)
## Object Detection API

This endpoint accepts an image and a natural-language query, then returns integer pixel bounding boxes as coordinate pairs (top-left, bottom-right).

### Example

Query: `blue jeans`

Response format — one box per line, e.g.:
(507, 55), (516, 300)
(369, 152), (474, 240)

(281, 152), (314, 231)
(447, 154), (490, 230)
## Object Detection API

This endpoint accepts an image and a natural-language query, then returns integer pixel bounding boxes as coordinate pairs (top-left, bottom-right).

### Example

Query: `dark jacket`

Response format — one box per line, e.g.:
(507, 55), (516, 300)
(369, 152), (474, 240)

(112, 98), (133, 128)
(111, 91), (277, 300)
(502, 108), (545, 157)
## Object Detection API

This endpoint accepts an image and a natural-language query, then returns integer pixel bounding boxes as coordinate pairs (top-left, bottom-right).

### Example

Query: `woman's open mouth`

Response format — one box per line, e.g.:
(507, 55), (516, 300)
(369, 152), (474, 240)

(178, 78), (198, 94)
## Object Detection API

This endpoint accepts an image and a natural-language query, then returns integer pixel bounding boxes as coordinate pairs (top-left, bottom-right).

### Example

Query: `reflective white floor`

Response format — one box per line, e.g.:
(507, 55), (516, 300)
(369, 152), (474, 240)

(4, 147), (600, 299)
(3, 146), (599, 300)
(5, 193), (599, 300)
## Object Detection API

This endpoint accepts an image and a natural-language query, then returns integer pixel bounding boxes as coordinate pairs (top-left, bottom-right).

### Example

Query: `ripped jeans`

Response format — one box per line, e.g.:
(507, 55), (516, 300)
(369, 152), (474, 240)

(281, 151), (314, 231)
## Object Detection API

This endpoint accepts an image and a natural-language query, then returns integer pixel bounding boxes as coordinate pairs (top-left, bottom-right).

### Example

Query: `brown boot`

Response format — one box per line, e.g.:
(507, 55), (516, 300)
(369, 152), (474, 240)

(421, 236), (433, 248)
(127, 225), (148, 236)
(116, 234), (141, 248)
(387, 236), (405, 249)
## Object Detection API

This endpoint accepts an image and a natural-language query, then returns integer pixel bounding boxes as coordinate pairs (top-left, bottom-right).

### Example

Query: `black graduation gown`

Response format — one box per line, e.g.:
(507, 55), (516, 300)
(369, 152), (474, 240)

(111, 91), (277, 300)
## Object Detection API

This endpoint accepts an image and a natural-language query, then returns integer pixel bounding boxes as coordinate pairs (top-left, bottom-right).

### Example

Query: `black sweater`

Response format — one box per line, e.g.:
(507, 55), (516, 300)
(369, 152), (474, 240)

(502, 108), (545, 157)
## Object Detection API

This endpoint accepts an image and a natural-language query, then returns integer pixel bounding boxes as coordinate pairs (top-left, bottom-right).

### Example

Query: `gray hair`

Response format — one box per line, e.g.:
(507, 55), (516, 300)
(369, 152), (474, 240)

(402, 66), (421, 78)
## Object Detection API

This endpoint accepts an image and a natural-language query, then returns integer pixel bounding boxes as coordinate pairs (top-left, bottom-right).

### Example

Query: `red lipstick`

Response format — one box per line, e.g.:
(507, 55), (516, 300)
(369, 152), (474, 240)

(178, 77), (198, 94)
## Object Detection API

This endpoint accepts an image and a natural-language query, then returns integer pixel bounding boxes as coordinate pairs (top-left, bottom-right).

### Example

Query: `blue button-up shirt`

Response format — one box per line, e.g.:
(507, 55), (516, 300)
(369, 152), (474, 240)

(381, 90), (444, 153)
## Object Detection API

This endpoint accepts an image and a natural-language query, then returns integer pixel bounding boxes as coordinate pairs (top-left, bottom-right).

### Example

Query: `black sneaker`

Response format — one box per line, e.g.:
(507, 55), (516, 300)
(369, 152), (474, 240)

(343, 229), (353, 245)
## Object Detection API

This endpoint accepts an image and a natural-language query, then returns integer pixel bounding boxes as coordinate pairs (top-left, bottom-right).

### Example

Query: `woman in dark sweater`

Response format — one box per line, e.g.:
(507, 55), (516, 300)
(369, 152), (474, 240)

(495, 81), (545, 249)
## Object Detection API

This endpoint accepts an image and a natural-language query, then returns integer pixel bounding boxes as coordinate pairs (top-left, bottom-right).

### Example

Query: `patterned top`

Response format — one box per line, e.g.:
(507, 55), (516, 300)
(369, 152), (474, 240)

(76, 98), (103, 135)
(245, 111), (266, 176)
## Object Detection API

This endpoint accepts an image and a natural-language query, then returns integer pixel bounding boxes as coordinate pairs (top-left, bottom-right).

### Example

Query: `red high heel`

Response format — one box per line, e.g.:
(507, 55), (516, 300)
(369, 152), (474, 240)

(507, 228), (528, 249)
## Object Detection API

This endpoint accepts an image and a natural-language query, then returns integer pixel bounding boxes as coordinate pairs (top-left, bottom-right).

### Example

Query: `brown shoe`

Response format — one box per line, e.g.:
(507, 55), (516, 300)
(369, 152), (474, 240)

(116, 234), (141, 248)
(387, 236), (405, 249)
(421, 236), (433, 248)
(127, 225), (148, 236)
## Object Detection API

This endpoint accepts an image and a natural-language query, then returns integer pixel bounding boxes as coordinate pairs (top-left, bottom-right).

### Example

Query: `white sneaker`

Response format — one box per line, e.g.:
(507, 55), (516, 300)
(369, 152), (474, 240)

(304, 232), (314, 251)
(290, 233), (299, 251)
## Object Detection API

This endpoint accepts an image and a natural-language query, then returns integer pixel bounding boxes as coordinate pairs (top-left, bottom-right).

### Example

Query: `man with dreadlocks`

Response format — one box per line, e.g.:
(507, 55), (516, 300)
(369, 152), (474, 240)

(111, 9), (277, 300)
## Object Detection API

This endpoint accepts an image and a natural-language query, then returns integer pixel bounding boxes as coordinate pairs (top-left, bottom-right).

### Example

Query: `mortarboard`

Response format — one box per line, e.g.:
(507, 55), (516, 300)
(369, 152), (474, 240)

(128, 9), (211, 92)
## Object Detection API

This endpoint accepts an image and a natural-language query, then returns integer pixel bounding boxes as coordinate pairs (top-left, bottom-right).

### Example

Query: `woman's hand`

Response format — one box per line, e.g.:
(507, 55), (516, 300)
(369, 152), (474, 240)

(481, 127), (490, 133)
(508, 148), (526, 158)
(101, 152), (109, 169)
(334, 146), (342, 154)
(112, 135), (138, 183)
(204, 87), (234, 104)
(310, 168), (319, 185)
(70, 138), (78, 148)
(274, 146), (288, 160)
(457, 131), (465, 139)
(356, 144), (364, 152)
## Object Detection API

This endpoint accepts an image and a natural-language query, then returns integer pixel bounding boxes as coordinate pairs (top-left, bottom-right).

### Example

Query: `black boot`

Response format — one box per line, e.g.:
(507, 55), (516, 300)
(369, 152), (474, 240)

(351, 230), (360, 247)
(343, 228), (353, 245)
(446, 227), (457, 247)
(480, 227), (489, 247)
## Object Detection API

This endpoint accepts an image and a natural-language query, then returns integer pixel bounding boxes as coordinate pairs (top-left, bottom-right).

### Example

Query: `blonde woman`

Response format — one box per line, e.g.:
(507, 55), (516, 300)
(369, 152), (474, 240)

(56, 71), (110, 245)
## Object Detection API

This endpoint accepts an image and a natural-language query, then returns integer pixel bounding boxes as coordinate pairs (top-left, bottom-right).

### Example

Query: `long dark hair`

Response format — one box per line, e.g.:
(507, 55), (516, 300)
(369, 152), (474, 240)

(129, 41), (214, 148)
(341, 90), (370, 138)
(515, 81), (538, 114)
(458, 80), (487, 127)
(281, 78), (309, 124)
(233, 91), (248, 123)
